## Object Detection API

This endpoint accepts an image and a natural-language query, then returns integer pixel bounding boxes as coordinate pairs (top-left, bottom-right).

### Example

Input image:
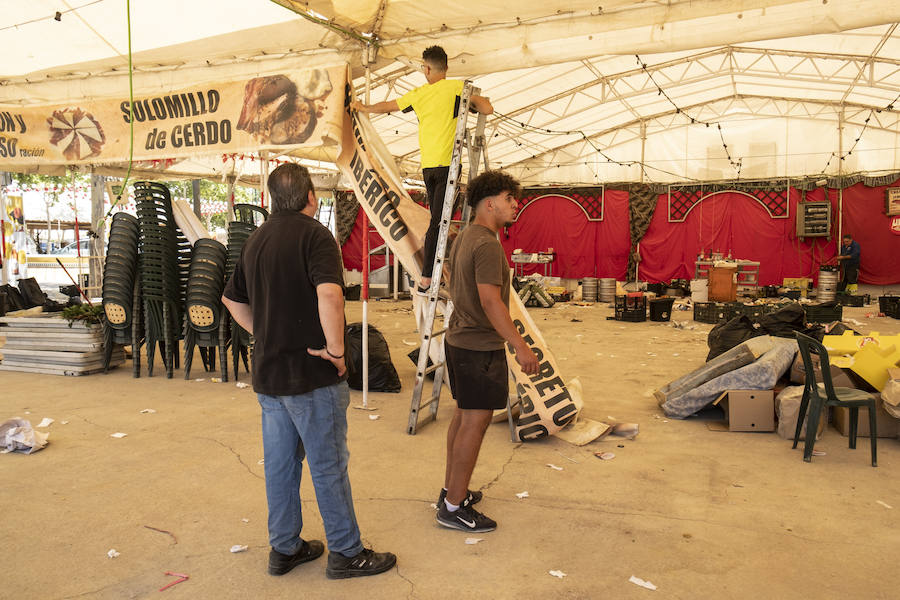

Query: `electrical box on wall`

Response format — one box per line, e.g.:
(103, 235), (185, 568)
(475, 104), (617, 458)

(796, 201), (831, 238)
(886, 188), (900, 216)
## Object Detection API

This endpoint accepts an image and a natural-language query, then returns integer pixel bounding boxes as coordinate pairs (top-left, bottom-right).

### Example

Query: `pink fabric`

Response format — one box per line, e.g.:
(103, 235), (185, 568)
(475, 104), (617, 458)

(499, 191), (630, 279)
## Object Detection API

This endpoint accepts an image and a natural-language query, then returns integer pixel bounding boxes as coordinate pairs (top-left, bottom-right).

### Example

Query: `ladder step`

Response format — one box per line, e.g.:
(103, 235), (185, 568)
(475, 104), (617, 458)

(422, 361), (444, 376)
(422, 327), (448, 340)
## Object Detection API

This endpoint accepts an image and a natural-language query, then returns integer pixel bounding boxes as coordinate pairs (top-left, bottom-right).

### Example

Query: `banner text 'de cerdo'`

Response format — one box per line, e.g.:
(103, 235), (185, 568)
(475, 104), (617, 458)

(0, 66), (346, 165)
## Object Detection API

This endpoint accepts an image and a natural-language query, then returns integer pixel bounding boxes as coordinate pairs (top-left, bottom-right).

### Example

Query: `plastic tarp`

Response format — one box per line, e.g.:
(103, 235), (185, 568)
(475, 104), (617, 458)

(662, 337), (798, 418)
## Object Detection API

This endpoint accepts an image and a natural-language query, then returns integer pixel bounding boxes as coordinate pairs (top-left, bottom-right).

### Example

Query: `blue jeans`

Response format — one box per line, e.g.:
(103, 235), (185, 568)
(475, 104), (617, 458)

(258, 382), (363, 557)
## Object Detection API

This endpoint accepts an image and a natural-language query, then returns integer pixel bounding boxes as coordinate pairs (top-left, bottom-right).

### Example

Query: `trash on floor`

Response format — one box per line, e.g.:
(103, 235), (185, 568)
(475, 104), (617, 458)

(107, 549), (120, 559)
(546, 463), (563, 471)
(140, 408), (157, 414)
(464, 538), (484, 545)
(1, 418), (49, 454)
(595, 452), (616, 460)
(36, 417), (54, 428)
(230, 545), (249, 553)
(549, 570), (567, 579)
(629, 575), (657, 590)
(110, 432), (127, 438)
(515, 491), (529, 499)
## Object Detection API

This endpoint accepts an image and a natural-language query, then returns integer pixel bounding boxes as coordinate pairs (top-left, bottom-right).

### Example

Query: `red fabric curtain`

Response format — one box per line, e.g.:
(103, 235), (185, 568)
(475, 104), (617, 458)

(341, 209), (388, 271)
(638, 189), (839, 285)
(833, 182), (900, 285)
(499, 191), (630, 279)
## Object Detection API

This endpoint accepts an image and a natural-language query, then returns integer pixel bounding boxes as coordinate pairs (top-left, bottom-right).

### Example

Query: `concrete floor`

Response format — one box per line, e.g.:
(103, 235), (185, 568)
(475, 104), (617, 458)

(2, 288), (900, 599)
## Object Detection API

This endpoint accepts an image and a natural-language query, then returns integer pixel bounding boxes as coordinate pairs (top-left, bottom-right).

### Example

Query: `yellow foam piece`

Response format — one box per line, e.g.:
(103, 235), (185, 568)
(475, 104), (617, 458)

(849, 343), (900, 391)
(823, 332), (900, 356)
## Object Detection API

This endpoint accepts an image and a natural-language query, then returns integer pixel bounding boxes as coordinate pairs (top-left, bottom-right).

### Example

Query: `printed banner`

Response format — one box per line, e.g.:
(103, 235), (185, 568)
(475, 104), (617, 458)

(0, 65), (347, 165)
(335, 96), (581, 441)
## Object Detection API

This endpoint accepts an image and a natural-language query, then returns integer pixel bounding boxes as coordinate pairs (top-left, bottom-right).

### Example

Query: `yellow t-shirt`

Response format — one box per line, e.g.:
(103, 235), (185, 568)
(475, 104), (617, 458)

(397, 78), (465, 169)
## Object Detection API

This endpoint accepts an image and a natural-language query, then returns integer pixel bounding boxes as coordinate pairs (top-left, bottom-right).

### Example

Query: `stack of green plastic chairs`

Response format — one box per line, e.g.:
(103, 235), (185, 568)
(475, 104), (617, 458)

(135, 181), (188, 378)
(101, 211), (143, 376)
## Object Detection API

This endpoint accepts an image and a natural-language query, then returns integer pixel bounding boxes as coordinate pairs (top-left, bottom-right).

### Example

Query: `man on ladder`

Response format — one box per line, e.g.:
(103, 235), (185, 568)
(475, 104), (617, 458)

(351, 45), (493, 293)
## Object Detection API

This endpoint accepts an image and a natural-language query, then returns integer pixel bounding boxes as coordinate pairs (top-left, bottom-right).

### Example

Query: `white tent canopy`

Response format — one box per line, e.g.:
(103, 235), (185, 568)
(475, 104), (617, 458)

(2, 0), (898, 185)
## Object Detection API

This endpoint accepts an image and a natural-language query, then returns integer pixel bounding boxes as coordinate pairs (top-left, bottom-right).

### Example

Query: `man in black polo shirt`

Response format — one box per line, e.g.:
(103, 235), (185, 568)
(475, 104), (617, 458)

(223, 163), (395, 579)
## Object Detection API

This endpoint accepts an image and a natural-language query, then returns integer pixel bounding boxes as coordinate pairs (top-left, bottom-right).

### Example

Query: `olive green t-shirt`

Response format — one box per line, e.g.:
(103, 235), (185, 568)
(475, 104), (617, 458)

(446, 224), (511, 351)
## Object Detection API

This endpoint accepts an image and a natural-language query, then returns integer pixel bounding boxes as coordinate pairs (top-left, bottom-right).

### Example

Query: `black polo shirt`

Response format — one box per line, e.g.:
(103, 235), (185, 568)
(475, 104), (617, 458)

(223, 211), (345, 396)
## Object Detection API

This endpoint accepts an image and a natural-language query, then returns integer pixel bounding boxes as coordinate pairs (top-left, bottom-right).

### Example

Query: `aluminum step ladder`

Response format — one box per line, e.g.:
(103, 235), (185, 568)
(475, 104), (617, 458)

(407, 81), (488, 434)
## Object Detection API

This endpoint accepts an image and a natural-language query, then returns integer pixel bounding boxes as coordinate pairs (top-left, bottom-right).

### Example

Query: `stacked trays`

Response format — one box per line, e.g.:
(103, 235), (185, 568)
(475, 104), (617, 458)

(226, 203), (268, 380)
(102, 212), (143, 376)
(135, 181), (187, 378)
(183, 239), (229, 380)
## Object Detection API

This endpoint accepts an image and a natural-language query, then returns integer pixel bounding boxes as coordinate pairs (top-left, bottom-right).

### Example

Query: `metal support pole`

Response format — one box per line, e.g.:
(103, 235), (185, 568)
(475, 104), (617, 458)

(260, 151), (270, 210)
(90, 173), (106, 295)
(361, 209), (370, 408)
(191, 179), (202, 218)
(0, 172), (9, 285)
(639, 121), (646, 184)
(837, 107), (844, 242)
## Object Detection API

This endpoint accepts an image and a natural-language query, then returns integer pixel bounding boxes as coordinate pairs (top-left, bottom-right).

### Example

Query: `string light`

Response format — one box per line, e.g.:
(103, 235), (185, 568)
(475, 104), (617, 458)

(820, 90), (900, 173)
(635, 54), (743, 178)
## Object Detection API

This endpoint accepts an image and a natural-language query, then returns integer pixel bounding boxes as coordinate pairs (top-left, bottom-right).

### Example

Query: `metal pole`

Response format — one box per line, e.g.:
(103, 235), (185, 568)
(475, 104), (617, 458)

(260, 151), (270, 210)
(191, 179), (202, 218)
(361, 56), (372, 408)
(361, 209), (370, 408)
(90, 173), (106, 296)
(837, 107), (844, 243)
(0, 172), (8, 285)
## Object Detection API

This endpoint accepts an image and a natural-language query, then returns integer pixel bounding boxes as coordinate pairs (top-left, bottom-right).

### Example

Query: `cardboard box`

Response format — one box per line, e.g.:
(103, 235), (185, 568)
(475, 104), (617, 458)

(789, 353), (855, 388)
(711, 390), (775, 432)
(832, 399), (900, 438)
(882, 368), (900, 407)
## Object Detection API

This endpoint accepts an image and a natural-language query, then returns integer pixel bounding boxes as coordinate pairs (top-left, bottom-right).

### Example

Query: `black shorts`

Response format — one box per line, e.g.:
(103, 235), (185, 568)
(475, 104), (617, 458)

(445, 342), (509, 410)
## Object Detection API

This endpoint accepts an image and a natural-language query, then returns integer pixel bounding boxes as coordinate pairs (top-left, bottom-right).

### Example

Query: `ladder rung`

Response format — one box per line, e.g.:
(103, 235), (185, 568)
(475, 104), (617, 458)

(422, 327), (448, 341)
(423, 362), (444, 376)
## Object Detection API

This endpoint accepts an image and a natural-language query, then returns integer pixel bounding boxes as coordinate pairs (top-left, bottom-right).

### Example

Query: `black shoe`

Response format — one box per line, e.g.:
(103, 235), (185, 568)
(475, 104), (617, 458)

(325, 548), (397, 579)
(436, 502), (497, 533)
(268, 539), (325, 576)
(437, 488), (483, 508)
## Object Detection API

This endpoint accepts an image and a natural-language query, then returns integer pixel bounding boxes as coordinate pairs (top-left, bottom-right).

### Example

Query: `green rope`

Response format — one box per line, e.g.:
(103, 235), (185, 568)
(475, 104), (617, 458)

(101, 0), (135, 225)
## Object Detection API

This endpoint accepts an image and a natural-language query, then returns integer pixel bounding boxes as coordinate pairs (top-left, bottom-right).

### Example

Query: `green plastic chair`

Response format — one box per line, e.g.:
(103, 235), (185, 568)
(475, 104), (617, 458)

(793, 332), (877, 466)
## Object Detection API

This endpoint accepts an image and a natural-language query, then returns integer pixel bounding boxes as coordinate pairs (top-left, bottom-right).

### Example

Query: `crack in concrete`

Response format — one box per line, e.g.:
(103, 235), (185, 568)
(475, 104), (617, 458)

(480, 442), (521, 493)
(199, 437), (264, 480)
(395, 566), (417, 600)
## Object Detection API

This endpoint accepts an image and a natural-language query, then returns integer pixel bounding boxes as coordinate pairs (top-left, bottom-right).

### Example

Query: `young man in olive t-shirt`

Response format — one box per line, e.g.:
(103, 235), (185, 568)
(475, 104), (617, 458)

(436, 171), (540, 533)
(350, 45), (493, 293)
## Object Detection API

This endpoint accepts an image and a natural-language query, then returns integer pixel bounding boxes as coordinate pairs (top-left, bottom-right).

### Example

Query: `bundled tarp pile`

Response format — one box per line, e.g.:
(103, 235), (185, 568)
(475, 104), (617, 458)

(656, 336), (797, 418)
(516, 278), (555, 308)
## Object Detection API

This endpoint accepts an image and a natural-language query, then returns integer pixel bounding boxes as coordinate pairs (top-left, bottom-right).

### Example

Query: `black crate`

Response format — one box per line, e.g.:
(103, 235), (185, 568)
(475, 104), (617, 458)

(693, 301), (740, 324)
(804, 303), (843, 323)
(615, 294), (647, 322)
(739, 304), (767, 320)
(878, 295), (900, 318)
(836, 293), (868, 307)
(649, 297), (675, 322)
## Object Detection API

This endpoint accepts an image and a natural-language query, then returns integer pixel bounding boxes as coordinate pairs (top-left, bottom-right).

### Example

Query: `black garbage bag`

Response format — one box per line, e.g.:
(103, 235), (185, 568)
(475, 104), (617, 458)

(0, 284), (26, 311)
(407, 348), (435, 380)
(757, 303), (806, 338)
(18, 277), (47, 308)
(706, 316), (763, 361)
(345, 322), (401, 392)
